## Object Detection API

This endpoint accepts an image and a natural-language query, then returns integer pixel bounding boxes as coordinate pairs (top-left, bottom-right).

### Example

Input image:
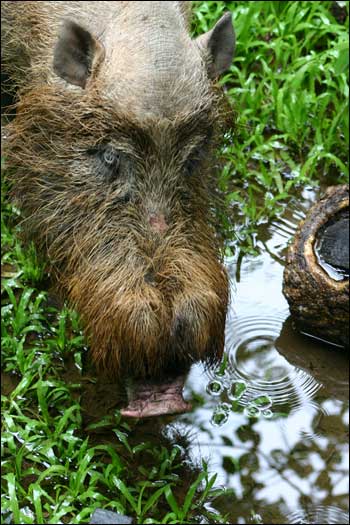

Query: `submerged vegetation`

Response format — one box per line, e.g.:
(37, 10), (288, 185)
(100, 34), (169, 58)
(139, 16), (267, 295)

(1, 1), (349, 523)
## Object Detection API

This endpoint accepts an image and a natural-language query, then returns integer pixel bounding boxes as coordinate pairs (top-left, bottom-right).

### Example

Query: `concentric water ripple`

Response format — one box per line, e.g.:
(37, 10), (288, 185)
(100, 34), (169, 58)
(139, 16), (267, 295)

(228, 315), (320, 407)
(192, 184), (347, 519)
(286, 505), (349, 524)
(207, 314), (323, 422)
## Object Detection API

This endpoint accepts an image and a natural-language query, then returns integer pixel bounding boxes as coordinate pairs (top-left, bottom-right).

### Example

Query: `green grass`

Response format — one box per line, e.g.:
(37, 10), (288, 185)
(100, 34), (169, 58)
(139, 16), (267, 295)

(192, 0), (349, 253)
(2, 1), (349, 524)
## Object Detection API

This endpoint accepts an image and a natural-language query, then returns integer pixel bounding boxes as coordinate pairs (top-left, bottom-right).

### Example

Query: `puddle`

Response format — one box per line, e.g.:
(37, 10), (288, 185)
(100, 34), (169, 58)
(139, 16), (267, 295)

(176, 187), (349, 524)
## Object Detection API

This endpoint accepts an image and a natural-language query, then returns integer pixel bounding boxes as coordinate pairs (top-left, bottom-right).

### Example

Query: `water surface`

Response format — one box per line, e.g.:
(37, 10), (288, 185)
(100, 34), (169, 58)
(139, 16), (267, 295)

(176, 187), (349, 524)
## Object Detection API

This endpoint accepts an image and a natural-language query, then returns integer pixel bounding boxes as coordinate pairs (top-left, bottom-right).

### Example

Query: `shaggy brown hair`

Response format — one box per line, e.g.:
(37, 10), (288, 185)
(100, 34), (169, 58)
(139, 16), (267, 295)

(2, 1), (233, 379)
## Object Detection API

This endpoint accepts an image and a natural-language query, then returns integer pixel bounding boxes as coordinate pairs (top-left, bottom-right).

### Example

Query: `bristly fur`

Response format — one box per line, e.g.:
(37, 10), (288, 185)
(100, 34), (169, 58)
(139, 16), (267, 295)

(2, 1), (233, 379)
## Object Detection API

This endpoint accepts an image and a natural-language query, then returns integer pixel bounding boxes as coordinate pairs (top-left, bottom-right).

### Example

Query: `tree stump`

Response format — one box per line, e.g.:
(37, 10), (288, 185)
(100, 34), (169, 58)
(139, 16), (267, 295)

(283, 185), (349, 348)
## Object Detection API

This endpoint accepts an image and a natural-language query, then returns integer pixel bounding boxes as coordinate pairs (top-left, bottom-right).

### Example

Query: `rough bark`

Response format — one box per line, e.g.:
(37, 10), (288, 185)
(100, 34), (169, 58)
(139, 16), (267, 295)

(283, 185), (349, 348)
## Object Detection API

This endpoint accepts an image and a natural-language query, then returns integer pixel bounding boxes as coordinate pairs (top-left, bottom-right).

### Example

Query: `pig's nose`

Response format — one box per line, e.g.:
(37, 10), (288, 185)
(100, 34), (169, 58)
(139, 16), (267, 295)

(148, 212), (168, 234)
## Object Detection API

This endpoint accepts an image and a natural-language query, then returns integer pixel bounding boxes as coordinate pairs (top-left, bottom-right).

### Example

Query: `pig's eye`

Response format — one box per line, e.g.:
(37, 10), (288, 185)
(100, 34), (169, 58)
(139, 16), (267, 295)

(103, 150), (115, 164)
(102, 146), (120, 170)
(88, 145), (122, 181)
(88, 145), (120, 168)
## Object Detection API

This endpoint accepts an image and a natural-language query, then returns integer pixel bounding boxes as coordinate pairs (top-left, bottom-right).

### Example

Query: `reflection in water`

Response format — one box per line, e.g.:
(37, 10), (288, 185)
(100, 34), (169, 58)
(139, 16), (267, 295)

(179, 192), (349, 524)
(222, 312), (322, 413)
(276, 317), (349, 403)
(287, 505), (350, 524)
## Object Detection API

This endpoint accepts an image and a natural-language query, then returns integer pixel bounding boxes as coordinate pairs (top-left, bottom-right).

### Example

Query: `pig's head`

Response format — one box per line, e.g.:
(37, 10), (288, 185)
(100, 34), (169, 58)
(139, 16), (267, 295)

(6, 4), (235, 411)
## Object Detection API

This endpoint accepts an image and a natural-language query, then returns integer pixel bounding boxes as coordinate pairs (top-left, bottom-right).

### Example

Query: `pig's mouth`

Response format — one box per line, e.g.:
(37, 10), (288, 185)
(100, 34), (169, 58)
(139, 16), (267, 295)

(121, 375), (192, 418)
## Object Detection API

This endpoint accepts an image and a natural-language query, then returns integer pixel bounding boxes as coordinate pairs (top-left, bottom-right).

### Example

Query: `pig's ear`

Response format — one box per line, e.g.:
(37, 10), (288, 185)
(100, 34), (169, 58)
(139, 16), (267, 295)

(196, 12), (235, 79)
(53, 20), (104, 88)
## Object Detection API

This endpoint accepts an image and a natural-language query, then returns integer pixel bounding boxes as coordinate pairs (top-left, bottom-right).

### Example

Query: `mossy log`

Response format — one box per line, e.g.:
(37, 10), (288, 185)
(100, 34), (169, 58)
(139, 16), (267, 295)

(283, 185), (349, 348)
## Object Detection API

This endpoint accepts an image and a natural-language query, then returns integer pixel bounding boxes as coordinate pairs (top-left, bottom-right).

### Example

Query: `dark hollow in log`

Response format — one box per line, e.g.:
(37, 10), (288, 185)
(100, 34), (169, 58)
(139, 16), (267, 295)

(316, 209), (349, 277)
(283, 185), (349, 348)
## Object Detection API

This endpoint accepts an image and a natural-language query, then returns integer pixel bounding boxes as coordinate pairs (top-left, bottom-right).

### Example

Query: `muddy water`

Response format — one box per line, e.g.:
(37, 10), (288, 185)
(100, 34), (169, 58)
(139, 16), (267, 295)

(173, 186), (349, 524)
